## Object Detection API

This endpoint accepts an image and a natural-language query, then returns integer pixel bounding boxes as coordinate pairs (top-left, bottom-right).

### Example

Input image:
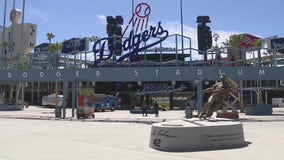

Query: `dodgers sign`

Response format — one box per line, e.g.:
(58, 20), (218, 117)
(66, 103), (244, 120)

(93, 2), (169, 66)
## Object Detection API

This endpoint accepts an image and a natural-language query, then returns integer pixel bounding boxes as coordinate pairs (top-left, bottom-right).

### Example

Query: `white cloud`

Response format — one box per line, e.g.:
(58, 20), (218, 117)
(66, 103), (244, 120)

(162, 21), (239, 48)
(159, 21), (240, 60)
(26, 7), (50, 23)
(213, 30), (240, 46)
(97, 15), (106, 25)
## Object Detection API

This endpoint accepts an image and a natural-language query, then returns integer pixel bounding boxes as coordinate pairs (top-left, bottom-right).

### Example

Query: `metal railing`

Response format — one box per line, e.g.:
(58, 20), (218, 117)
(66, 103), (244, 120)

(1, 34), (284, 70)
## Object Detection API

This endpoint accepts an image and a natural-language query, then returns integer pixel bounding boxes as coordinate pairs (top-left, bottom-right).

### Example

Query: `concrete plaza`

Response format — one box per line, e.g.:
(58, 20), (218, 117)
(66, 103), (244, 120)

(0, 106), (284, 160)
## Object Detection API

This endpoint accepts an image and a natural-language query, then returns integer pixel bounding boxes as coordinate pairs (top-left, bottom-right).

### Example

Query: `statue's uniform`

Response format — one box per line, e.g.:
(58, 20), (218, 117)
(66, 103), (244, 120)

(200, 74), (238, 119)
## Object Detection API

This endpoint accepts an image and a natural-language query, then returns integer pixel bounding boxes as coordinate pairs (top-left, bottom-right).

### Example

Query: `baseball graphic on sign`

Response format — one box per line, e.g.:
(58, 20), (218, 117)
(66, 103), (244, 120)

(122, 2), (151, 37)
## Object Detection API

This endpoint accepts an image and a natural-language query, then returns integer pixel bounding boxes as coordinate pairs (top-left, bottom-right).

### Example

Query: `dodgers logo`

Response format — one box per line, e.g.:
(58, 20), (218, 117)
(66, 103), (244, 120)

(93, 2), (169, 66)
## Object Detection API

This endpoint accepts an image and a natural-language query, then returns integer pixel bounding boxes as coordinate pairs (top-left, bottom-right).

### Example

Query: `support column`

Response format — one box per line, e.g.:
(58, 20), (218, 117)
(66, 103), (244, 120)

(31, 82), (34, 104)
(72, 81), (76, 117)
(196, 79), (203, 114)
(140, 95), (144, 106)
(37, 82), (40, 104)
(169, 92), (174, 110)
(240, 80), (244, 113)
(146, 94), (150, 106)
(62, 81), (68, 119)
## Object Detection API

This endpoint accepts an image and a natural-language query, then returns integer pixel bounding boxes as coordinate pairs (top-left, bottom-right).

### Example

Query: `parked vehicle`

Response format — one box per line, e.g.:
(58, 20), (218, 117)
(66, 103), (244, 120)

(79, 94), (119, 112)
(272, 98), (284, 107)
(42, 94), (64, 107)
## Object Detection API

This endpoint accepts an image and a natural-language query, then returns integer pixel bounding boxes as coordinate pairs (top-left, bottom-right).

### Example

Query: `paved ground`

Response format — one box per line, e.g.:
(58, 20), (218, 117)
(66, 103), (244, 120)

(0, 106), (284, 160)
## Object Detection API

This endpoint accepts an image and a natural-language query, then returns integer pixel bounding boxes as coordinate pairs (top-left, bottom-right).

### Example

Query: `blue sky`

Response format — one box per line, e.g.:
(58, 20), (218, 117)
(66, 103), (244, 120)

(2, 0), (284, 50)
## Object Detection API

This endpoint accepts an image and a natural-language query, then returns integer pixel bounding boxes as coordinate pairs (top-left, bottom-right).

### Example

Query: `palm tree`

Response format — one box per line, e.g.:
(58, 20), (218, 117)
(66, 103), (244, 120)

(223, 34), (263, 65)
(48, 42), (62, 53)
(222, 34), (247, 65)
(0, 41), (9, 67)
(47, 42), (62, 96)
(47, 33), (55, 44)
(49, 42), (63, 109)
(0, 41), (9, 54)
(252, 39), (263, 48)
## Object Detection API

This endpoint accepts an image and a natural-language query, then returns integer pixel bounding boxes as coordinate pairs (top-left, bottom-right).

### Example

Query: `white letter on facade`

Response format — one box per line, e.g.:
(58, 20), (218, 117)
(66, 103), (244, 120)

(238, 69), (243, 75)
(176, 69), (181, 75)
(96, 71), (100, 76)
(155, 69), (159, 76)
(197, 69), (203, 75)
(8, 72), (12, 78)
(76, 71), (80, 77)
(219, 69), (222, 75)
(56, 71), (61, 77)
(259, 69), (265, 76)
(40, 71), (45, 77)
(134, 70), (138, 76)
(23, 72), (28, 78)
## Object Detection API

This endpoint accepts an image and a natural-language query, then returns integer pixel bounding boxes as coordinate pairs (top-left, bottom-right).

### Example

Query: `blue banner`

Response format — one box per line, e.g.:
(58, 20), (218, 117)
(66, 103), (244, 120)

(271, 38), (284, 54)
(34, 43), (50, 53)
(62, 38), (87, 54)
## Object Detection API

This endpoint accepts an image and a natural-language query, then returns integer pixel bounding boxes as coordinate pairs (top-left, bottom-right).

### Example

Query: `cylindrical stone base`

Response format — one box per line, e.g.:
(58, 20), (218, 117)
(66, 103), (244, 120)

(149, 118), (245, 152)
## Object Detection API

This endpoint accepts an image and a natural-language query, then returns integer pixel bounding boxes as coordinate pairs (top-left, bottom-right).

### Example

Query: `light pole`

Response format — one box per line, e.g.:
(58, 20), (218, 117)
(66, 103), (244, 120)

(213, 33), (219, 47)
(2, 0), (7, 67)
(180, 0), (184, 54)
(20, 0), (26, 63)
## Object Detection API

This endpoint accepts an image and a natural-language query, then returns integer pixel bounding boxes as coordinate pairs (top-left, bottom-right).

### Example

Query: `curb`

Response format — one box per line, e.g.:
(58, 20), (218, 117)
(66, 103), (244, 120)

(0, 115), (168, 125)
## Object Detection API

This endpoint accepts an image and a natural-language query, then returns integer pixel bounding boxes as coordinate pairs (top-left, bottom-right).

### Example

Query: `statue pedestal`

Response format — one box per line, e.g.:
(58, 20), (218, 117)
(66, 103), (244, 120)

(149, 118), (245, 152)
